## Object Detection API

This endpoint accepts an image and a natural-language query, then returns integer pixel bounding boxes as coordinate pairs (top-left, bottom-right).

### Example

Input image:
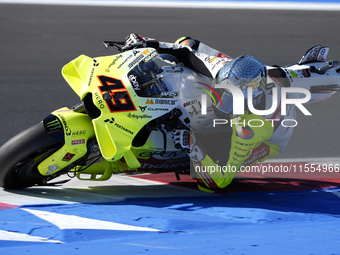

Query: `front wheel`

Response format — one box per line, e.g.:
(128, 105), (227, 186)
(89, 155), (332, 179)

(0, 123), (63, 189)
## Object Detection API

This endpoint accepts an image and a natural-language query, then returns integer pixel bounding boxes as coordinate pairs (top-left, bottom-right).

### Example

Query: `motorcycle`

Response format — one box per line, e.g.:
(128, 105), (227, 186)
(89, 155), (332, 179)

(0, 42), (339, 189)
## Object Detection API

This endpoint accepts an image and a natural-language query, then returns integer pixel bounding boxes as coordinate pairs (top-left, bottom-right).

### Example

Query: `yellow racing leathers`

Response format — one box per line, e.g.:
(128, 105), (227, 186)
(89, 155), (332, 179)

(191, 114), (277, 191)
(189, 78), (296, 192)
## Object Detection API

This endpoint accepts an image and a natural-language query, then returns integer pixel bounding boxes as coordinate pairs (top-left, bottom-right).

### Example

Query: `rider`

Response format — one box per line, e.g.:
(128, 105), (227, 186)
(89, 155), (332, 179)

(123, 33), (295, 192)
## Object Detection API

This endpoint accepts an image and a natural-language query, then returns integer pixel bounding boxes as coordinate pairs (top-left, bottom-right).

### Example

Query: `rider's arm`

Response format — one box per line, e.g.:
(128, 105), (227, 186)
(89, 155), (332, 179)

(123, 33), (231, 79)
(157, 37), (232, 79)
(158, 42), (215, 78)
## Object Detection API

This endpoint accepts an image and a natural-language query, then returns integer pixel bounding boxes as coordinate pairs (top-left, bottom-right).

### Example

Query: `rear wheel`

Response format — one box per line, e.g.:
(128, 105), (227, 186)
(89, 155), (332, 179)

(0, 123), (63, 189)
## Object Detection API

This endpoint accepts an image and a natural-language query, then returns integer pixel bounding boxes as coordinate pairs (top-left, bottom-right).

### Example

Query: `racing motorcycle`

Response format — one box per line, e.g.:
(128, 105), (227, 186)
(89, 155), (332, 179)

(0, 42), (339, 189)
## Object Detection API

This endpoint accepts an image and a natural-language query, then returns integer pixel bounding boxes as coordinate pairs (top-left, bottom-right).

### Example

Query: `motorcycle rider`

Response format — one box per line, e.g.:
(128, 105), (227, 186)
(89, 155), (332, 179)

(123, 33), (295, 192)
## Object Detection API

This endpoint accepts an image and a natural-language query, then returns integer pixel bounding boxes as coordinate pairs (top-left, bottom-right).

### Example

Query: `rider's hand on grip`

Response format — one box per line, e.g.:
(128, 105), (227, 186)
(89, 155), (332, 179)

(122, 33), (159, 51)
(122, 33), (145, 51)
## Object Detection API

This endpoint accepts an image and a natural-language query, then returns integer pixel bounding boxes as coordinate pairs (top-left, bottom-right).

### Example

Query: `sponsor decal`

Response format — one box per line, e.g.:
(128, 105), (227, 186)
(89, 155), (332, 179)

(144, 50), (158, 62)
(183, 99), (198, 108)
(149, 147), (165, 151)
(140, 104), (168, 112)
(118, 54), (134, 69)
(114, 122), (134, 135)
(104, 117), (115, 124)
(125, 49), (157, 69)
(141, 49), (151, 55)
(129, 74), (140, 90)
(127, 113), (152, 119)
(159, 91), (178, 98)
(105, 54), (123, 72)
(205, 56), (218, 63)
(146, 99), (155, 104)
(165, 67), (184, 73)
(204, 56), (228, 69)
(71, 139), (85, 145)
(62, 153), (76, 162)
(139, 105), (147, 112)
(128, 54), (144, 69)
(104, 118), (134, 135)
(45, 119), (62, 131)
(243, 143), (270, 166)
(46, 164), (59, 175)
(94, 92), (106, 109)
(88, 67), (95, 86)
(147, 107), (169, 112)
(217, 52), (232, 60)
(58, 115), (72, 136)
(139, 151), (184, 159)
(302, 69), (311, 77)
(146, 98), (178, 105)
(72, 130), (87, 136)
(189, 145), (205, 162)
(211, 58), (226, 70)
(154, 99), (178, 105)
(236, 126), (254, 139)
(290, 71), (297, 78)
(194, 161), (218, 188)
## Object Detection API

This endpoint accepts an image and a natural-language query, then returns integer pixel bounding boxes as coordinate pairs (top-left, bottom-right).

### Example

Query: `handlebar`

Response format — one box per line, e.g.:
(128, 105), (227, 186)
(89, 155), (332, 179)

(103, 41), (125, 52)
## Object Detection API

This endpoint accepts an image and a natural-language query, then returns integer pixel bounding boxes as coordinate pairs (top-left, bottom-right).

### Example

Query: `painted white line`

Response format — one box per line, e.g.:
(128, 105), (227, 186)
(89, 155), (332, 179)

(0, 0), (340, 11)
(0, 229), (63, 243)
(331, 191), (340, 198)
(23, 208), (161, 232)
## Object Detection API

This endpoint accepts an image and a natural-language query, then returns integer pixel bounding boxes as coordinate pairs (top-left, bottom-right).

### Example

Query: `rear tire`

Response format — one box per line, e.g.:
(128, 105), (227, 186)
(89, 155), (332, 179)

(0, 123), (63, 189)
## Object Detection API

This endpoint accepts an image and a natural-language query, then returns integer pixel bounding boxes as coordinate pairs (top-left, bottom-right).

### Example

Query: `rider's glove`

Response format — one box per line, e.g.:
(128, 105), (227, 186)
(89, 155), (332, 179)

(171, 129), (194, 152)
(122, 33), (159, 51)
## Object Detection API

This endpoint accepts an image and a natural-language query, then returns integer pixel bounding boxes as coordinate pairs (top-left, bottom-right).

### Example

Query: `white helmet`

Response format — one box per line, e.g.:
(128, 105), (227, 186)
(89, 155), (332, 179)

(215, 55), (267, 115)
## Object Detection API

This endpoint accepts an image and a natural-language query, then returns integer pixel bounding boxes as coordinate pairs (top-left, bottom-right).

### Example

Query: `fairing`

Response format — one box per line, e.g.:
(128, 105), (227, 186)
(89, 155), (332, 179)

(62, 49), (181, 168)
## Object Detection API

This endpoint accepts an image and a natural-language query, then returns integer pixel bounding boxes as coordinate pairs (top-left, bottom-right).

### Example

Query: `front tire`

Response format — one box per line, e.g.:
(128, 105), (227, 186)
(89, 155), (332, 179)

(0, 123), (63, 189)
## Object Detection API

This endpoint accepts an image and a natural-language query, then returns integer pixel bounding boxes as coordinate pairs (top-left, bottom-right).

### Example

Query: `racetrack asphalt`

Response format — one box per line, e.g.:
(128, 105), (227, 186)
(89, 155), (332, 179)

(0, 3), (340, 159)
